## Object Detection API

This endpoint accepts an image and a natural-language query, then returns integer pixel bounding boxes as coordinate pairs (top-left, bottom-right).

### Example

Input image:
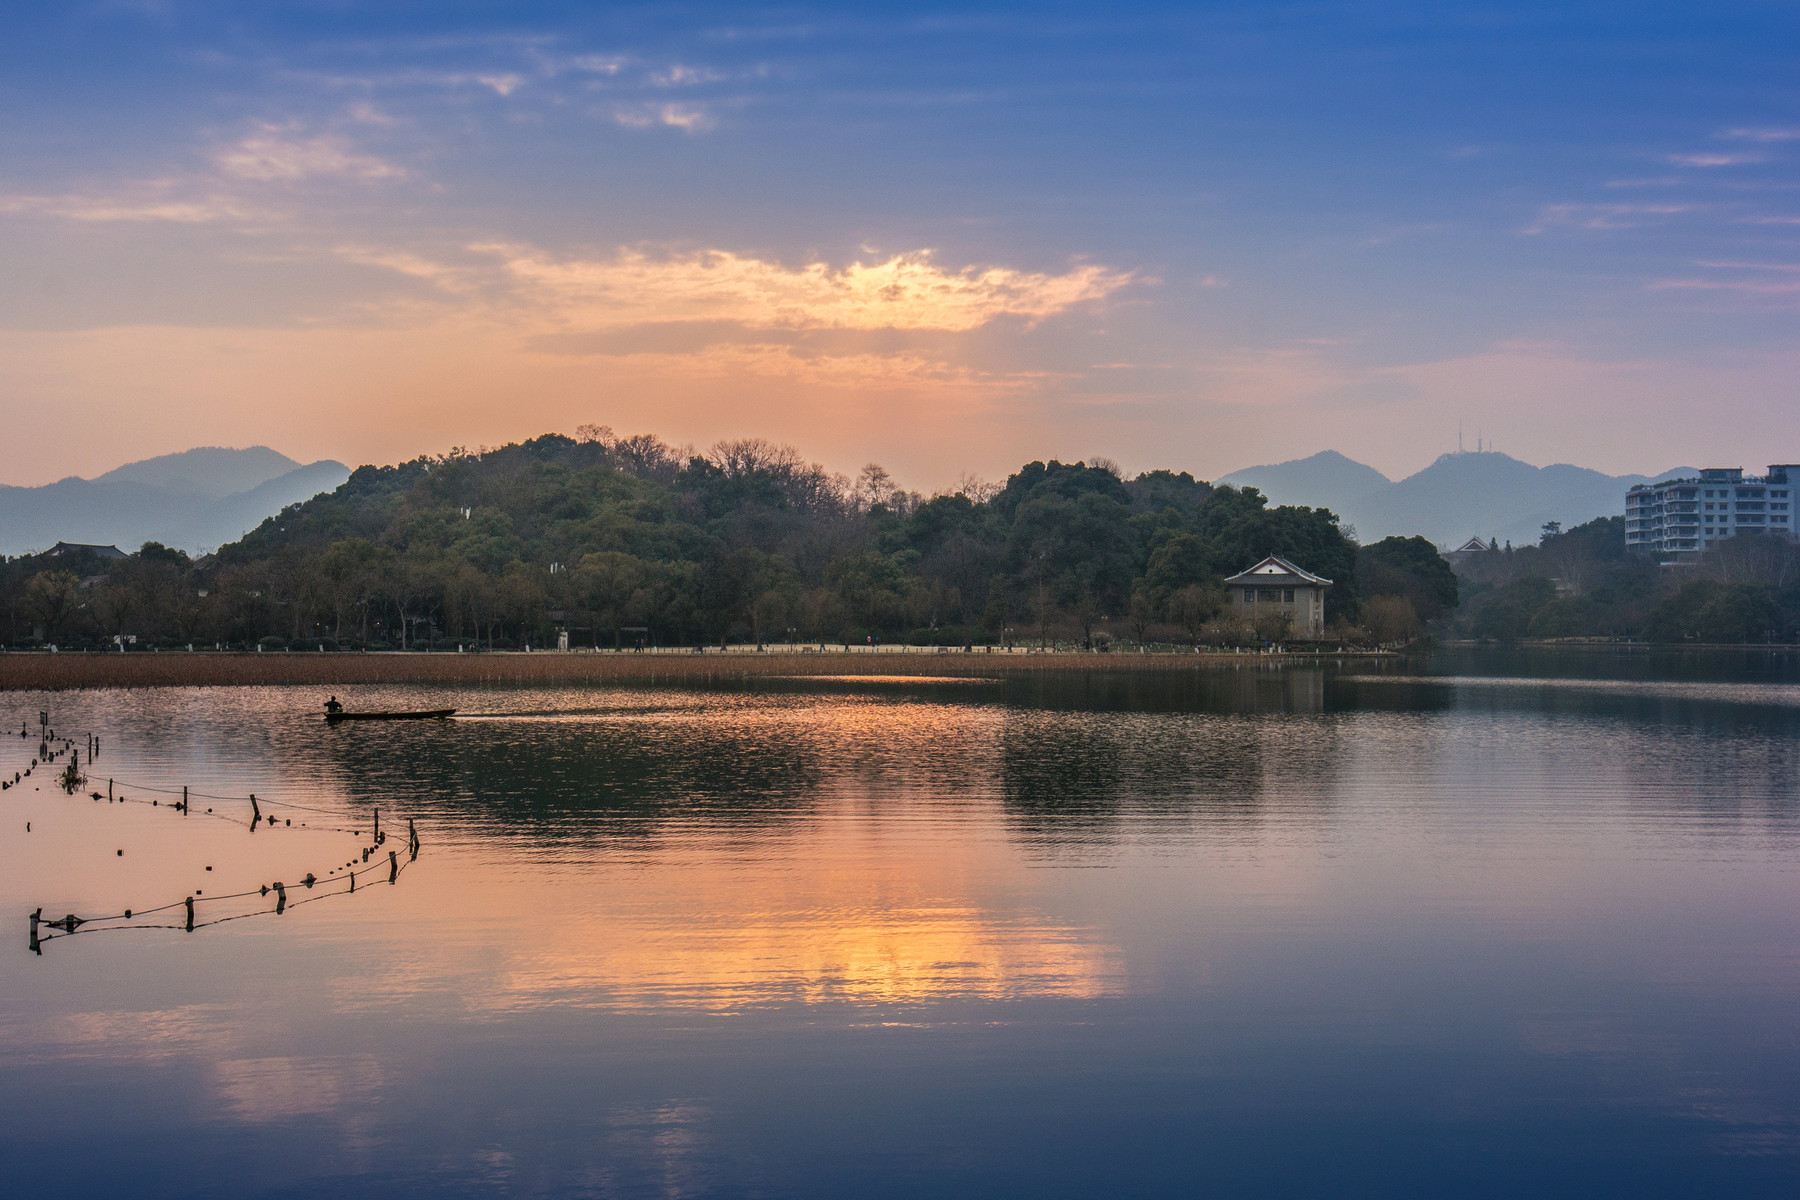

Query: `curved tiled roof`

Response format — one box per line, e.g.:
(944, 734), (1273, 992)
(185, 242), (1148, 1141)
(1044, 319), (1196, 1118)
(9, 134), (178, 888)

(1222, 555), (1333, 586)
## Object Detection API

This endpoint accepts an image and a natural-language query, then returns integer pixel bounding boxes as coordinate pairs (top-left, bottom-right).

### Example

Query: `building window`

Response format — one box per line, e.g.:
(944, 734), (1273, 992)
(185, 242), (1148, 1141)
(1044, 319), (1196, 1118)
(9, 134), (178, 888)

(1282, 588), (1295, 603)
(1244, 588), (1256, 603)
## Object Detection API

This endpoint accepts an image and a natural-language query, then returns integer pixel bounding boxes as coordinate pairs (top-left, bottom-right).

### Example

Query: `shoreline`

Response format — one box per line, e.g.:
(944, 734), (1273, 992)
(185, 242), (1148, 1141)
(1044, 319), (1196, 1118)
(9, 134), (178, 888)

(0, 648), (1397, 691)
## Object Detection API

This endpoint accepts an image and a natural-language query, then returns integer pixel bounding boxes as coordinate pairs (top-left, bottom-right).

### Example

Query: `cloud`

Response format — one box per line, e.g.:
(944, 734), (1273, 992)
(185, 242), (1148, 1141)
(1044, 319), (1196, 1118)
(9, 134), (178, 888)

(1666, 151), (1765, 168)
(474, 72), (525, 96)
(344, 101), (399, 127)
(0, 190), (262, 223)
(215, 125), (405, 182)
(1647, 277), (1800, 296)
(1520, 202), (1694, 235)
(651, 64), (725, 87)
(610, 103), (715, 132)
(470, 244), (1137, 332)
(566, 54), (630, 76)
(334, 245), (480, 294)
(0, 121), (401, 231)
(1644, 258), (1800, 299)
(555, 341), (1049, 396)
(1690, 259), (1800, 272)
(1720, 126), (1800, 143)
(288, 67), (528, 97)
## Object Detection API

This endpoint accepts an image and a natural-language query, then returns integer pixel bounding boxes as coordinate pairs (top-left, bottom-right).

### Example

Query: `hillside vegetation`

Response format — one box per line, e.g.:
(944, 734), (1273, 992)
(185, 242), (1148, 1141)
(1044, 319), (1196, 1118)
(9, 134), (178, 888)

(1450, 516), (1800, 643)
(1, 428), (1455, 650)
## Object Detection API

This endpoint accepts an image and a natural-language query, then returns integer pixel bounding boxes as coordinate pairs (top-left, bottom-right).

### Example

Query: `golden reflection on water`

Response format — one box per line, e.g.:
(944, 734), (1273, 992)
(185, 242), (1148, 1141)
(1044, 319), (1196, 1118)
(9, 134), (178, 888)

(333, 800), (1128, 1016)
(491, 903), (1121, 1013)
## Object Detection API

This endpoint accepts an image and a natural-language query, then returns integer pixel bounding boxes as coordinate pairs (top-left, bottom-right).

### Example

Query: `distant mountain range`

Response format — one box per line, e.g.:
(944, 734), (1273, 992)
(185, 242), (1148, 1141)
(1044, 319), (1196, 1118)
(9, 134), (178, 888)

(0, 447), (350, 557)
(0, 441), (1713, 559)
(1218, 450), (1695, 548)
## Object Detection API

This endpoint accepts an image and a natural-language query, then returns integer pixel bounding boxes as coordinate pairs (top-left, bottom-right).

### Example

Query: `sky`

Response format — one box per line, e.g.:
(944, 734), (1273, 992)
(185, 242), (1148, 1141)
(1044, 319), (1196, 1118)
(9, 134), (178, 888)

(1, 0), (1797, 489)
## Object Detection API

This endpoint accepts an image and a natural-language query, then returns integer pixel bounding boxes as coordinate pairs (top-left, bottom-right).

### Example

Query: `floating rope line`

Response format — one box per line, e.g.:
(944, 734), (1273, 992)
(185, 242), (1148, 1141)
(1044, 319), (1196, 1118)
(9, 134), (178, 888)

(13, 714), (424, 955)
(31, 854), (421, 947)
(95, 778), (353, 818)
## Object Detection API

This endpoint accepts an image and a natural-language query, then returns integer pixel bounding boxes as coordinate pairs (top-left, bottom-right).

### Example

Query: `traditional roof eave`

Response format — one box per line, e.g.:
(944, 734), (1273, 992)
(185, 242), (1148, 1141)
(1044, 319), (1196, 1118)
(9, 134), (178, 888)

(47, 541), (128, 560)
(1222, 555), (1333, 587)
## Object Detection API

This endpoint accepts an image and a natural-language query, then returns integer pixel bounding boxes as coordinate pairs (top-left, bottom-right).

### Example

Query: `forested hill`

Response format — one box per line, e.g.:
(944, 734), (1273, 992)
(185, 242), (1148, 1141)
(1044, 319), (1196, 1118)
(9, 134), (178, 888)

(202, 429), (1382, 648)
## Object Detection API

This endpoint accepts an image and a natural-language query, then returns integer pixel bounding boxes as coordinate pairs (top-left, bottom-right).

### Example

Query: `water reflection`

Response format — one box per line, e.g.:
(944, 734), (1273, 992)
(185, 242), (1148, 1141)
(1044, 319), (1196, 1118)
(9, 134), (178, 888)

(3, 657), (1800, 1198)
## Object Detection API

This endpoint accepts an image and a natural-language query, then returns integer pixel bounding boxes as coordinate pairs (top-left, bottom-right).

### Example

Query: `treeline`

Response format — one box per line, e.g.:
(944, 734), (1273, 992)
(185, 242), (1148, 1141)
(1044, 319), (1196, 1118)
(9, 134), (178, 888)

(0, 428), (1456, 651)
(1451, 516), (1800, 643)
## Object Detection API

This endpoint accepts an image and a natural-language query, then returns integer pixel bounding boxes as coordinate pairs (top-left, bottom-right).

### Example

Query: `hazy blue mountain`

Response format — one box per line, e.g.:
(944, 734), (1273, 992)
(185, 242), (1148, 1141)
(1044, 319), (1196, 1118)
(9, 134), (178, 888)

(1217, 451), (1392, 512)
(165, 460), (355, 552)
(91, 445), (304, 500)
(1218, 449), (1693, 547)
(0, 447), (349, 556)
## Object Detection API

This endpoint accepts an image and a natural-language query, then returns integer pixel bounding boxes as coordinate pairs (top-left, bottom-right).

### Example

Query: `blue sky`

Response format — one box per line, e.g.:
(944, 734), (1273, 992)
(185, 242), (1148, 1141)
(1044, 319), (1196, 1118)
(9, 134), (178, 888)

(2, 1), (1796, 487)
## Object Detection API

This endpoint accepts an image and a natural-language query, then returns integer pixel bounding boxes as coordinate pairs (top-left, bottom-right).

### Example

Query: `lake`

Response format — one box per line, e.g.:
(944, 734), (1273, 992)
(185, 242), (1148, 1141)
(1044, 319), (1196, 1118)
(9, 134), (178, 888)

(4, 650), (1799, 1197)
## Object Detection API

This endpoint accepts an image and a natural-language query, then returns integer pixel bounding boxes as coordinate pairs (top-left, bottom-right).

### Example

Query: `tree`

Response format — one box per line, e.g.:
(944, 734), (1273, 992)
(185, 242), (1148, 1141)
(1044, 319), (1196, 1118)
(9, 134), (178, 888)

(1362, 595), (1422, 643)
(23, 571), (80, 642)
(1356, 536), (1458, 621)
(1168, 583), (1224, 641)
(0, 430), (1391, 650)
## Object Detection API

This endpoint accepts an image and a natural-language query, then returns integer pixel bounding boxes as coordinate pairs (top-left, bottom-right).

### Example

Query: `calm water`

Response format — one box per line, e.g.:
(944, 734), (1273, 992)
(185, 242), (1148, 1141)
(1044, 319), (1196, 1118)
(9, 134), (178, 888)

(4, 651), (1800, 1197)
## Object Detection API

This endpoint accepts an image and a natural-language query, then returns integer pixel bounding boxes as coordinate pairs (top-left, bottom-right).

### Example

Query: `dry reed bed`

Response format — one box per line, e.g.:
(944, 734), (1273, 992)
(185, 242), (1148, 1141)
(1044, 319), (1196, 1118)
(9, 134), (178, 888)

(0, 649), (1385, 691)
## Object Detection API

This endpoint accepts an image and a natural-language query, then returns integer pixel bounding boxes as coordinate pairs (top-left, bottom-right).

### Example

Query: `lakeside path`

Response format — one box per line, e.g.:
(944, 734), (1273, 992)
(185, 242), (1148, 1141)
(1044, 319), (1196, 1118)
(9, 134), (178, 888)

(0, 648), (1394, 690)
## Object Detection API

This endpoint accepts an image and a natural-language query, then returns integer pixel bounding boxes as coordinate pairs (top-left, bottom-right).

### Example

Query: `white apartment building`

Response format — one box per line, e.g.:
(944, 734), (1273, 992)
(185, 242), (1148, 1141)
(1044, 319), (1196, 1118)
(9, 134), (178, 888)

(1626, 465), (1798, 558)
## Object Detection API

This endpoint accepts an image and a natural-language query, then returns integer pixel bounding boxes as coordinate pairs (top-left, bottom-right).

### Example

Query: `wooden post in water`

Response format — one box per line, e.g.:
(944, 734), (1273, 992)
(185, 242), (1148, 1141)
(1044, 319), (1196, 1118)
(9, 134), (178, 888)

(250, 793), (261, 829)
(408, 818), (420, 861)
(108, 778), (113, 801)
(184, 896), (195, 932)
(373, 807), (380, 844)
(29, 907), (41, 954)
(388, 850), (398, 884)
(182, 785), (188, 815)
(273, 881), (286, 914)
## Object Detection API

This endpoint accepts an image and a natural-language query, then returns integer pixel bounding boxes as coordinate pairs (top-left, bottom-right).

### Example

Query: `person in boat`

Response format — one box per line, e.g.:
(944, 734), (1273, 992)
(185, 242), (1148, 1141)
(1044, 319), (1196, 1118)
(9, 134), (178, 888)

(324, 696), (343, 715)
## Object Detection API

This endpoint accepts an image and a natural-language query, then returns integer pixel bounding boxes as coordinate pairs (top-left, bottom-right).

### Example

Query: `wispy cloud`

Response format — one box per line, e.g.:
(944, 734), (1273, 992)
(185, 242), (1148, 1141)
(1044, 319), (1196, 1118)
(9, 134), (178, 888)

(1691, 259), (1800, 272)
(214, 124), (406, 182)
(0, 189), (263, 224)
(334, 246), (481, 294)
(650, 64), (726, 87)
(1720, 126), (1800, 143)
(545, 341), (1048, 399)
(287, 66), (529, 97)
(610, 103), (716, 132)
(1647, 277), (1800, 296)
(467, 244), (1136, 332)
(1520, 202), (1695, 235)
(0, 119), (402, 231)
(1646, 257), (1800, 298)
(1666, 151), (1765, 168)
(344, 101), (399, 127)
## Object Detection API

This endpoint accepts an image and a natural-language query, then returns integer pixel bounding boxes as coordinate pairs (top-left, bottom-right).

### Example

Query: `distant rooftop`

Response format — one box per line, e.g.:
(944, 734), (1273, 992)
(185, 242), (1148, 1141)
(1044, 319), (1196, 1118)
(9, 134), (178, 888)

(1223, 555), (1334, 586)
(45, 541), (127, 559)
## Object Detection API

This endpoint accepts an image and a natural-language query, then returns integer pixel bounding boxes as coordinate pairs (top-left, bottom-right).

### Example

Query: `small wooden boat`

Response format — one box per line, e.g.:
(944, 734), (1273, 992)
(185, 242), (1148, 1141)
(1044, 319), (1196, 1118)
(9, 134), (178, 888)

(324, 708), (456, 724)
